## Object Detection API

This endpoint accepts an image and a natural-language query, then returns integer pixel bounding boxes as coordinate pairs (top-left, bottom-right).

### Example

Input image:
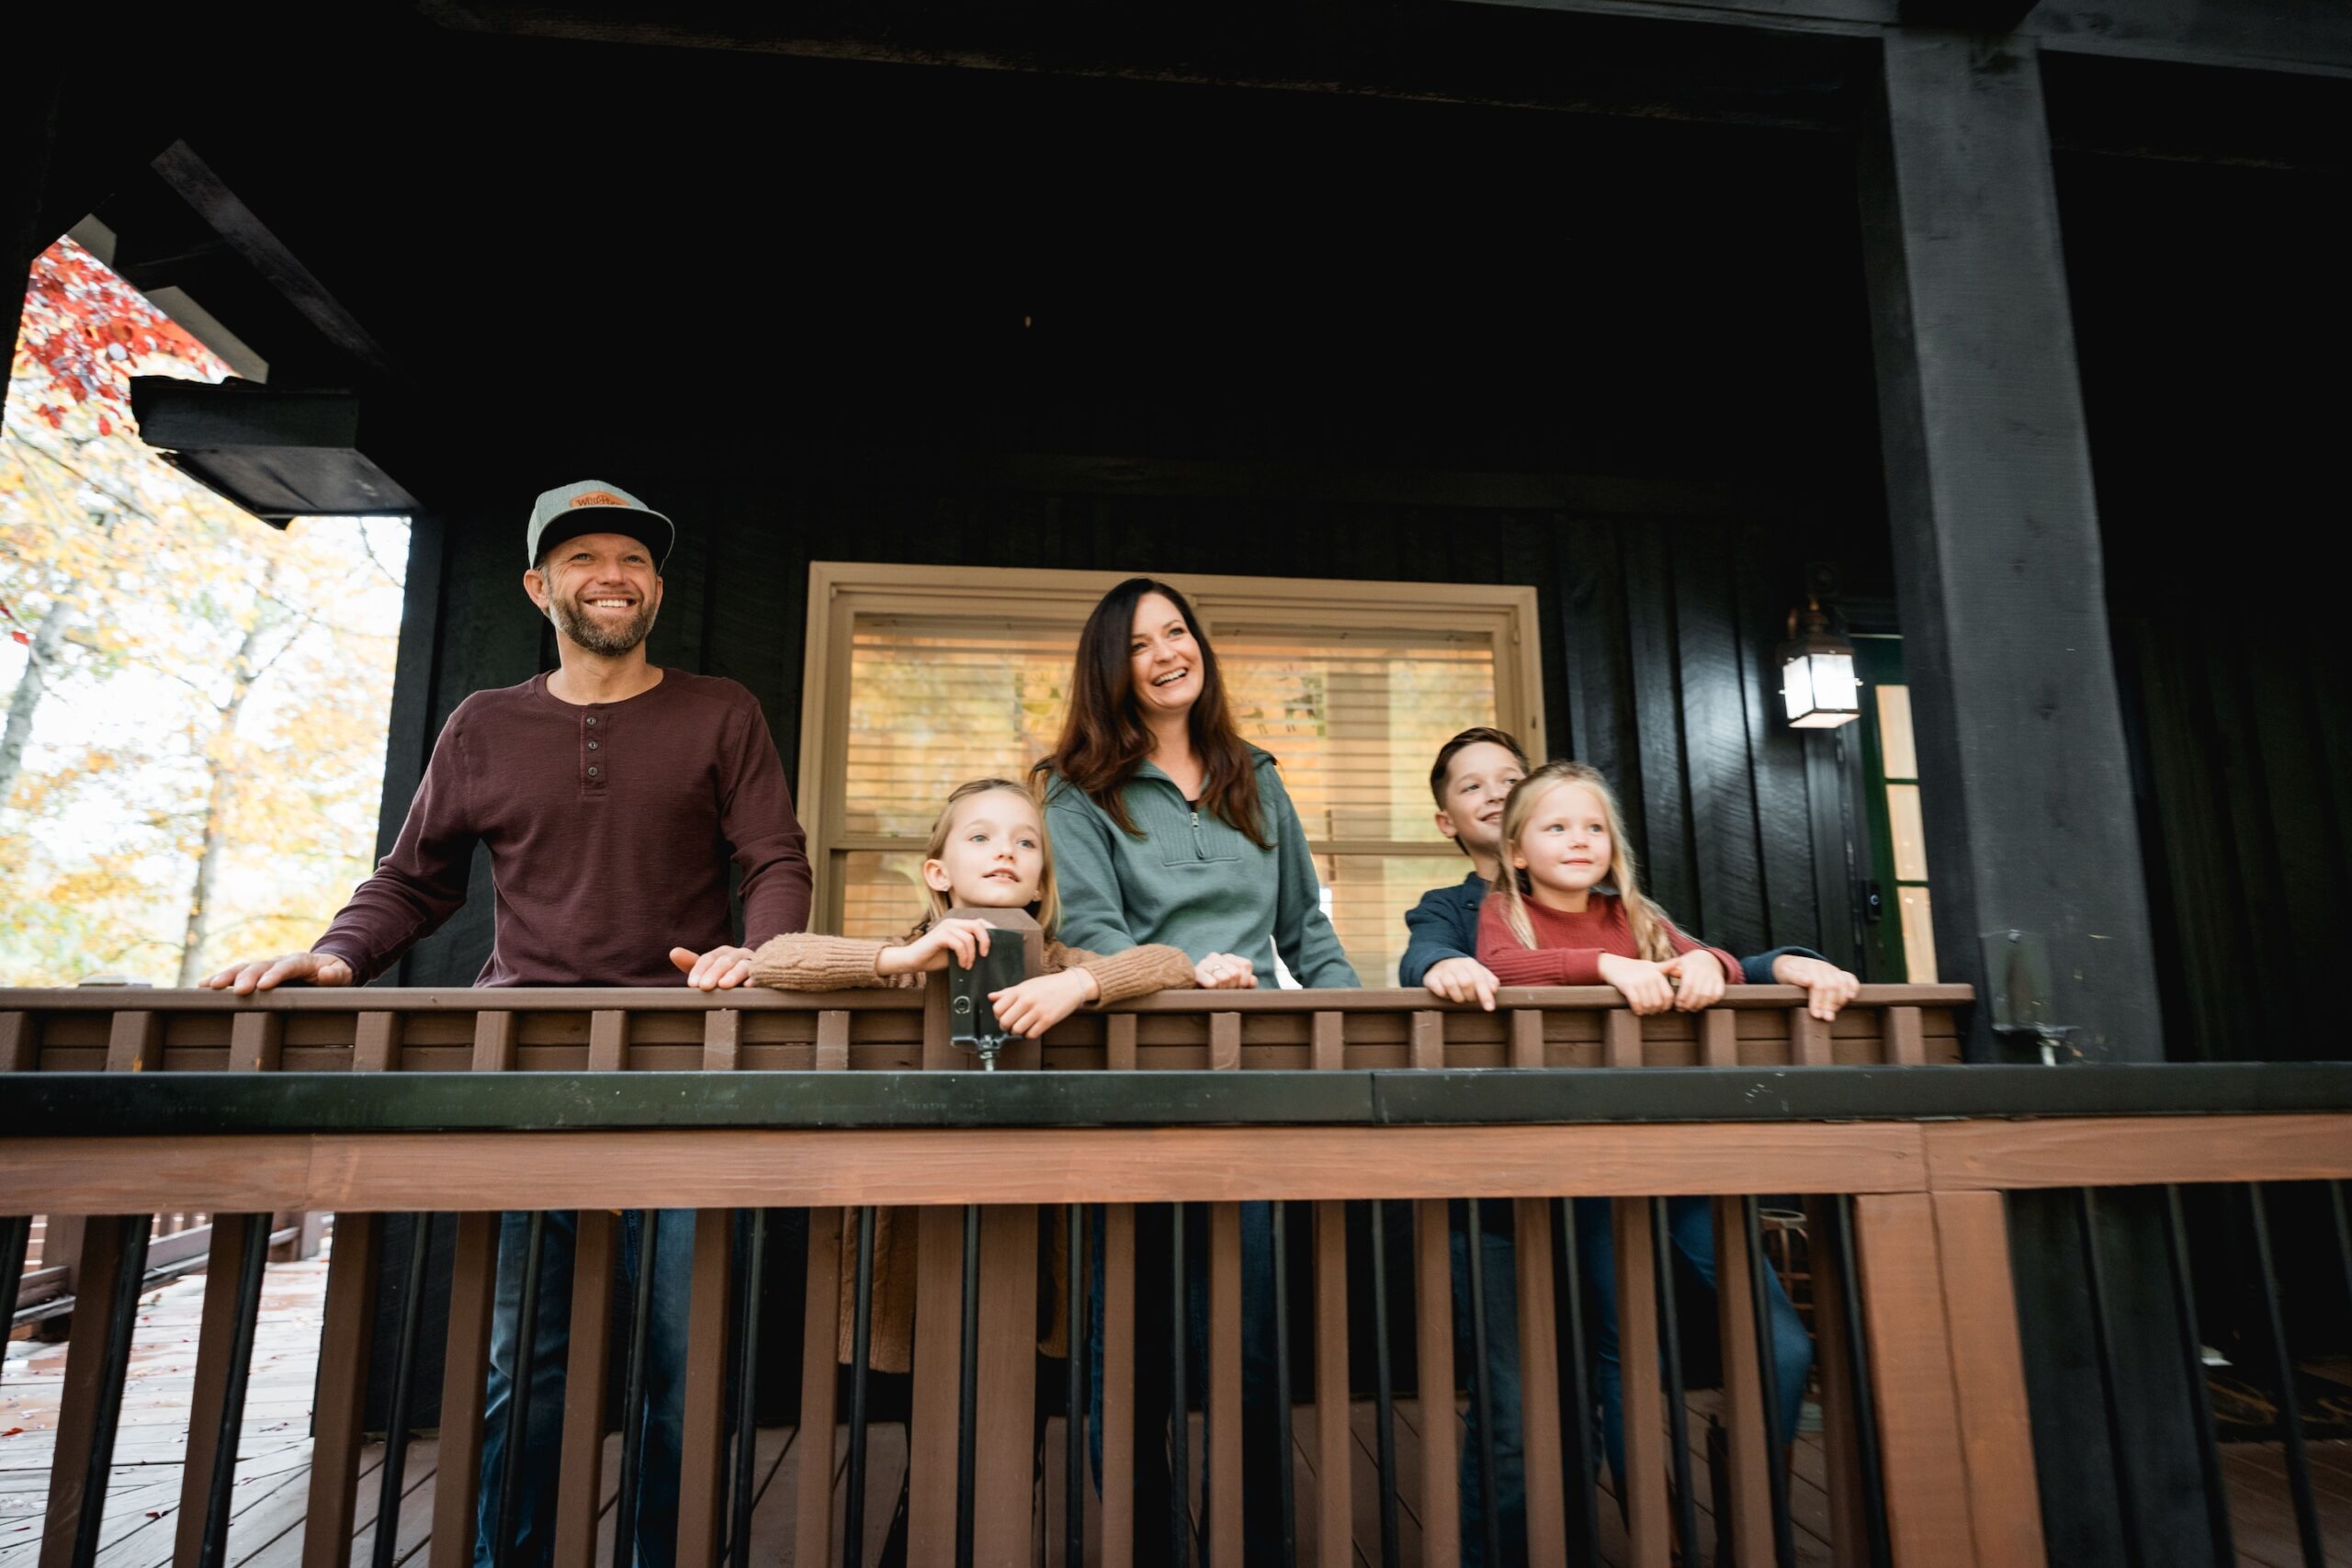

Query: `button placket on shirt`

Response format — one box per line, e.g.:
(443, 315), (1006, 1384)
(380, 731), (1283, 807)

(585, 712), (604, 785)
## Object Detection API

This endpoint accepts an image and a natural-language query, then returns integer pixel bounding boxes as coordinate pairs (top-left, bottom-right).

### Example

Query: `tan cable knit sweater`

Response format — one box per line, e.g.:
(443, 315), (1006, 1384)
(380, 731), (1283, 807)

(749, 921), (1198, 1371)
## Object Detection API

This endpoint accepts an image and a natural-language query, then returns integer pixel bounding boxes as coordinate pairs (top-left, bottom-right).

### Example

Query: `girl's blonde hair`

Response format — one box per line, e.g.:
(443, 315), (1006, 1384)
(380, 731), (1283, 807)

(920, 777), (1061, 936)
(1491, 761), (1677, 963)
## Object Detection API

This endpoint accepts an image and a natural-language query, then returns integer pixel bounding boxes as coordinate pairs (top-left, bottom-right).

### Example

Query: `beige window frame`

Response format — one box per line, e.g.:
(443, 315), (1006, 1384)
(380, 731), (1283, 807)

(797, 560), (1546, 946)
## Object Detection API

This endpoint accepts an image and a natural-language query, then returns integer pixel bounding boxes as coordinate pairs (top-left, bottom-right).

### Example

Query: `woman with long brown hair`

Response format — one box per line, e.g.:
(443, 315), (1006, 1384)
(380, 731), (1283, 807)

(1044, 576), (1355, 1565)
(1039, 575), (1355, 988)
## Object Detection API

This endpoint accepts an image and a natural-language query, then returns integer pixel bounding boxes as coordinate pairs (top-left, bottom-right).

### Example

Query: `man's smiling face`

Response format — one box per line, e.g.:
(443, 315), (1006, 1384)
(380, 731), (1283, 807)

(526, 531), (663, 657)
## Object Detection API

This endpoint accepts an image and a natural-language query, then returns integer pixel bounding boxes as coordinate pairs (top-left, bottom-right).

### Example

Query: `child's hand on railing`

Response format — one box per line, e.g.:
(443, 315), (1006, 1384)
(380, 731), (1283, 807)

(989, 969), (1096, 1038)
(1772, 954), (1862, 1020)
(1658, 950), (1727, 1012)
(1194, 953), (1257, 990)
(1597, 952), (1679, 1015)
(875, 918), (998, 976)
(1422, 957), (1501, 1011)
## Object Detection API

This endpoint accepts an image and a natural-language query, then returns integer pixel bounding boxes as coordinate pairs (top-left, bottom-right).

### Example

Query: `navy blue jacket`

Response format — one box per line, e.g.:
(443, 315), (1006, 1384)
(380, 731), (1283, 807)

(1397, 870), (1824, 987)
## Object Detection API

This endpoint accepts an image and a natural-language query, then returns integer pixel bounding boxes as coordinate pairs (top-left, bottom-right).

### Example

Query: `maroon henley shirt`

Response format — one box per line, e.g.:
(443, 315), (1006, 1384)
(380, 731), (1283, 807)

(314, 669), (811, 987)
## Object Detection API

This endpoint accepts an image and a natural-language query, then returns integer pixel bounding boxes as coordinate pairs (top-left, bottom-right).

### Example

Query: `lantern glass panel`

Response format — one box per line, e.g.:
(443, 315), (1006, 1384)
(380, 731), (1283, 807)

(1809, 650), (1859, 714)
(1781, 652), (1815, 722)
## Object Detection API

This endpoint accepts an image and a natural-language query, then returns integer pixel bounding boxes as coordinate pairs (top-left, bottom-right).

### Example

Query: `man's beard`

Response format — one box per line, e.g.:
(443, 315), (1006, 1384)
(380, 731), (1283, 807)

(550, 590), (659, 656)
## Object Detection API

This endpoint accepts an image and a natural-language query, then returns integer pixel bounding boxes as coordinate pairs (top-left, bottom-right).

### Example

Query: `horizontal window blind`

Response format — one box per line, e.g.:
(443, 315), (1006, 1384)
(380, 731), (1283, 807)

(830, 606), (1504, 985)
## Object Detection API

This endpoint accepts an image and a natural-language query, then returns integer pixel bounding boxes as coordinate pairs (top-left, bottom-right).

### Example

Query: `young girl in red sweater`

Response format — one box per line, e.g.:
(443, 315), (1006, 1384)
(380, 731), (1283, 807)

(1476, 760), (1813, 1497)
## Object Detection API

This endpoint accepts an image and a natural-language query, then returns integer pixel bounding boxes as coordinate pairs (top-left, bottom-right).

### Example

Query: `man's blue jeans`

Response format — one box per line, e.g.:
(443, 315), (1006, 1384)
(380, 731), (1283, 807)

(1453, 1199), (1814, 1567)
(474, 1209), (700, 1568)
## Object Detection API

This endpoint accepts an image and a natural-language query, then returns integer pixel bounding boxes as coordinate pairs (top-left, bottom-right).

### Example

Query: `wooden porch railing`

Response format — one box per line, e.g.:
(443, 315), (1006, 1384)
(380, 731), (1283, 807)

(3, 985), (2347, 1568)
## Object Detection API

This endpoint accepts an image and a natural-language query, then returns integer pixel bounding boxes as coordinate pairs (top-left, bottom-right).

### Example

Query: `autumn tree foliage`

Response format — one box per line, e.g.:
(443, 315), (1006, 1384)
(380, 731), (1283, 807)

(1, 239), (403, 986)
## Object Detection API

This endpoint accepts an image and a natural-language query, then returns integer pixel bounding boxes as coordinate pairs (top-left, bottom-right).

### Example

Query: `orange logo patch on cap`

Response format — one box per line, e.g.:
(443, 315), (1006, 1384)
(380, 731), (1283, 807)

(568, 491), (630, 509)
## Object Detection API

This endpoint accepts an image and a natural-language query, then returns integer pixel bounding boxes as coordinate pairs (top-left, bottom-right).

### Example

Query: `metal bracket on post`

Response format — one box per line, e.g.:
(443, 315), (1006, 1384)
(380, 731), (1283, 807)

(1983, 929), (2079, 1065)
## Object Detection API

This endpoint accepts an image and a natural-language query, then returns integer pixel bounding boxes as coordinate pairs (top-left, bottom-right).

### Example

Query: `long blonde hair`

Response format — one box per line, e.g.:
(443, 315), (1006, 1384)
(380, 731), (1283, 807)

(919, 777), (1062, 936)
(1491, 761), (1677, 963)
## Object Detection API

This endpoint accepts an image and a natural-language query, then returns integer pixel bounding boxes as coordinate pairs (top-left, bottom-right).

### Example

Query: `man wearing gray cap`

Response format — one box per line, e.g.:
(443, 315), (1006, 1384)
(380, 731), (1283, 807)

(202, 480), (811, 1567)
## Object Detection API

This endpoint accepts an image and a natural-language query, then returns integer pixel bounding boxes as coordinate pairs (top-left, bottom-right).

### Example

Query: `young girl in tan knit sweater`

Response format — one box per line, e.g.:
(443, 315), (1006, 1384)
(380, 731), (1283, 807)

(749, 775), (1256, 1020)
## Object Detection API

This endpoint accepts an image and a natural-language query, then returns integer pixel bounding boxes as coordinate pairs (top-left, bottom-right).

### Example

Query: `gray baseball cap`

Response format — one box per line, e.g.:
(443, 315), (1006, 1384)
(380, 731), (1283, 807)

(526, 479), (675, 570)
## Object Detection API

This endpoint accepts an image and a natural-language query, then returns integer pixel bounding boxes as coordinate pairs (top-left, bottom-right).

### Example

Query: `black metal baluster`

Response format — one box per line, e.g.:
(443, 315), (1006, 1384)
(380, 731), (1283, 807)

(2073, 1188), (2148, 1568)
(0, 1215), (28, 1375)
(843, 1207), (875, 1568)
(612, 1212), (660, 1568)
(2247, 1183), (2326, 1568)
(71, 1213), (152, 1568)
(1742, 1198), (1797, 1568)
(732, 1210), (768, 1568)
(1367, 1200), (1402, 1568)
(372, 1213), (435, 1568)
(1650, 1198), (1698, 1564)
(1170, 1205), (1192, 1568)
(1270, 1201), (1296, 1568)
(2332, 1181), (2352, 1336)
(2161, 1187), (2235, 1567)
(955, 1204), (980, 1568)
(1549, 1200), (1603, 1568)
(492, 1211), (548, 1568)
(1067, 1203), (1087, 1568)
(197, 1213), (271, 1568)
(1463, 1200), (1502, 1568)
(1829, 1196), (1894, 1568)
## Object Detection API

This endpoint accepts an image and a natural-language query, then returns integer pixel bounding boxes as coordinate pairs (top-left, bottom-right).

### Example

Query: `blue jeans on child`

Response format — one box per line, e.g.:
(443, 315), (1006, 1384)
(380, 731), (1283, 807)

(473, 1209), (700, 1568)
(1452, 1198), (1814, 1567)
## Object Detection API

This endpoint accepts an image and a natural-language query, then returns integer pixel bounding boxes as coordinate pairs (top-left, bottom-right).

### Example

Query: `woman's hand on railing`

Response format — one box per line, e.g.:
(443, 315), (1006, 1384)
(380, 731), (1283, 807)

(667, 945), (757, 991)
(197, 951), (356, 995)
(1193, 953), (1257, 990)
(876, 918), (997, 976)
(1772, 953), (1862, 1020)
(1421, 956), (1500, 1012)
(1660, 950), (1728, 1012)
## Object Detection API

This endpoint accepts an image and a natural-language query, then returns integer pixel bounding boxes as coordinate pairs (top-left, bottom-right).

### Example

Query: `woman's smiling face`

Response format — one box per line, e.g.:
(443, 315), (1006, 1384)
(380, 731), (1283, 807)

(1127, 591), (1200, 719)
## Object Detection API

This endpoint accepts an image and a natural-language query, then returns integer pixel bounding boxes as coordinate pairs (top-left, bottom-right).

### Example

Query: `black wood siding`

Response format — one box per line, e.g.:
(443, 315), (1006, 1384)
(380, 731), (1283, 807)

(379, 473), (1851, 987)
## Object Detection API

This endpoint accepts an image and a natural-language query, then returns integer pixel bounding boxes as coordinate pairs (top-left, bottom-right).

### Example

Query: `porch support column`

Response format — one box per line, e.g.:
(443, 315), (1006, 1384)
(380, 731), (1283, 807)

(1860, 30), (2160, 1065)
(2, 71), (62, 375)
(1860, 35), (2205, 1567)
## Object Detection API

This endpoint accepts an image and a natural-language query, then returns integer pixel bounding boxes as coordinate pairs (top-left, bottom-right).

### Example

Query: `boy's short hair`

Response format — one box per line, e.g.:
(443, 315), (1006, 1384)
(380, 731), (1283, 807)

(1428, 726), (1532, 807)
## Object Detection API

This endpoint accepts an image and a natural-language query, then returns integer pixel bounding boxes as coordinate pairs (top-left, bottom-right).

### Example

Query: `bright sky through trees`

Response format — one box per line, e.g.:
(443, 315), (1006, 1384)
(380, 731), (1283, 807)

(1, 240), (406, 987)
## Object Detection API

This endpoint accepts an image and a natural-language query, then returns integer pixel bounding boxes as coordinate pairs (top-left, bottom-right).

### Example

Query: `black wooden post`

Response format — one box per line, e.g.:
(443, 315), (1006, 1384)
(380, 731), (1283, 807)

(1859, 30), (2163, 1067)
(2, 69), (62, 408)
(1859, 34), (2209, 1565)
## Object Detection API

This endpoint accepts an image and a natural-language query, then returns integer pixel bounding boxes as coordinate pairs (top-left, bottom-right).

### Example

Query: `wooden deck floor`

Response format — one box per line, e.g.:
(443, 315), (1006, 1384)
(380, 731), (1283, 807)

(6, 1260), (2346, 1567)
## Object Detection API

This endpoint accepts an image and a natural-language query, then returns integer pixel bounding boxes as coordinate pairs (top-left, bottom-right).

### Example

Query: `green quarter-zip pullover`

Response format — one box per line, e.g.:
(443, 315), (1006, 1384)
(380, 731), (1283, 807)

(1043, 749), (1358, 988)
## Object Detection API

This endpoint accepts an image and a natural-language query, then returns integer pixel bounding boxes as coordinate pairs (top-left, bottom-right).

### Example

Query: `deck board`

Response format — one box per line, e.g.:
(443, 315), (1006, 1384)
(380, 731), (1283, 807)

(10, 1255), (2347, 1566)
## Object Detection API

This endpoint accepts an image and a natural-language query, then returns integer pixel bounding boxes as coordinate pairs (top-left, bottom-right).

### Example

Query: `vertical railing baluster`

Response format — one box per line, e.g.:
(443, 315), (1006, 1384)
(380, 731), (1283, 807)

(1549, 1200), (1604, 1568)
(71, 1213), (153, 1568)
(2072, 1189), (2147, 1568)
(1169, 1207), (1191, 1568)
(843, 1207), (874, 1568)
(1269, 1201), (1296, 1568)
(1742, 1198), (1797, 1568)
(2246, 1183), (2326, 1568)
(0, 1214), (28, 1381)
(1464, 1200), (1502, 1568)
(1368, 1200), (1402, 1568)
(1067, 1203), (1087, 1568)
(196, 1213), (270, 1568)
(1650, 1198), (1698, 1565)
(955, 1204), (981, 1568)
(1828, 1197), (1894, 1568)
(613, 1213), (660, 1568)
(729, 1210), (767, 1568)
(2160, 1187), (2235, 1567)
(492, 1212), (548, 1568)
(372, 1214), (436, 1568)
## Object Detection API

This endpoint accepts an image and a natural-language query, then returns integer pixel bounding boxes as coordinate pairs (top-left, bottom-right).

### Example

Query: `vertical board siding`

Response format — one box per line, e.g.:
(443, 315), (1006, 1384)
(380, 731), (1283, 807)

(390, 489), (1835, 984)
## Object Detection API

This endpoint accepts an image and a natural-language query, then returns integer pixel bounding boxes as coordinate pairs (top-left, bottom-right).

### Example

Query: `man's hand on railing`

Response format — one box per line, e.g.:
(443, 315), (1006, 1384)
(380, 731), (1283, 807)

(198, 952), (356, 995)
(1421, 956), (1500, 1012)
(1772, 953), (1862, 1021)
(667, 945), (757, 991)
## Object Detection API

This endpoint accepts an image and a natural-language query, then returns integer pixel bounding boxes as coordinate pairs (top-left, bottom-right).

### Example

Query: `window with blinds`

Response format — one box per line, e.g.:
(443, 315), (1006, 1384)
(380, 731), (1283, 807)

(802, 565), (1544, 987)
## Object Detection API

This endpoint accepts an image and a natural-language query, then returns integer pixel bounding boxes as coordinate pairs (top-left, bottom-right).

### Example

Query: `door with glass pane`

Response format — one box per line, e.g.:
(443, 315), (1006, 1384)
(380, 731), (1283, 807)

(1852, 636), (1936, 983)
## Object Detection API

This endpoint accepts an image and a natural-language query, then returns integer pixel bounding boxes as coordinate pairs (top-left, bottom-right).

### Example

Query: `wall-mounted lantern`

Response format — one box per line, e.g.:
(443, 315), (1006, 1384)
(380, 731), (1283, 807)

(1778, 596), (1860, 729)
